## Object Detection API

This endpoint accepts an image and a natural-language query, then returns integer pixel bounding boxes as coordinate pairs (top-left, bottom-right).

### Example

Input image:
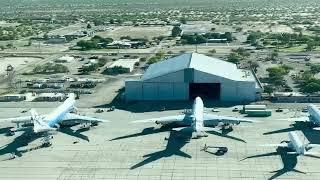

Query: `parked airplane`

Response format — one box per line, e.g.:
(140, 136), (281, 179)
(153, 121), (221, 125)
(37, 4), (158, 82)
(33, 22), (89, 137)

(133, 97), (256, 138)
(261, 131), (320, 156)
(0, 94), (108, 138)
(281, 104), (320, 130)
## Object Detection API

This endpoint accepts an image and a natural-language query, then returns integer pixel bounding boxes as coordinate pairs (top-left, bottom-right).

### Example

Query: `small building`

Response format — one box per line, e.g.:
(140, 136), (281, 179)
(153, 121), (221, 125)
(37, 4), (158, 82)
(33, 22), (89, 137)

(32, 83), (46, 89)
(272, 92), (320, 103)
(0, 94), (26, 102)
(47, 36), (67, 44)
(107, 41), (131, 49)
(107, 58), (140, 73)
(125, 53), (262, 102)
(207, 38), (228, 43)
(55, 55), (75, 63)
(33, 93), (66, 102)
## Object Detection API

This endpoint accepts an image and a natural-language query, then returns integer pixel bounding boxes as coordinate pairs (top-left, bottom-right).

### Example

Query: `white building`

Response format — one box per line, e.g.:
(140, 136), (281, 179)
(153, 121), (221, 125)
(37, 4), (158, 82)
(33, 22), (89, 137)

(108, 58), (140, 73)
(125, 53), (262, 102)
(55, 55), (75, 63)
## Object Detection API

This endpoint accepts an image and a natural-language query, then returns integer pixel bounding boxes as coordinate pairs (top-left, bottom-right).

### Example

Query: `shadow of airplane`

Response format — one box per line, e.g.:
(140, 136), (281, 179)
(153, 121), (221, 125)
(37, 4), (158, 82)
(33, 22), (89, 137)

(264, 121), (320, 144)
(109, 126), (171, 141)
(206, 130), (246, 143)
(0, 124), (92, 160)
(59, 126), (90, 142)
(130, 130), (192, 169)
(241, 147), (305, 180)
(0, 130), (42, 159)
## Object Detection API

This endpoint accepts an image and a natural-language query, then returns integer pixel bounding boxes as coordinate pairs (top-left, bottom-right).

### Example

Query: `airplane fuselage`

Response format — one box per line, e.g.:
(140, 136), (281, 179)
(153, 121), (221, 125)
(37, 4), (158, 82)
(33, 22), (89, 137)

(288, 131), (305, 154)
(307, 104), (320, 125)
(46, 95), (76, 128)
(191, 97), (204, 132)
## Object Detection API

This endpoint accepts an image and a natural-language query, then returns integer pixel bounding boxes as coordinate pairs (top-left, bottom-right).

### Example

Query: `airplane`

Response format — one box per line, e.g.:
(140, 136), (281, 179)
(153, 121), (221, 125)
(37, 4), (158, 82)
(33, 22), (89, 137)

(280, 104), (320, 130)
(261, 131), (320, 156)
(0, 93), (109, 143)
(133, 97), (256, 138)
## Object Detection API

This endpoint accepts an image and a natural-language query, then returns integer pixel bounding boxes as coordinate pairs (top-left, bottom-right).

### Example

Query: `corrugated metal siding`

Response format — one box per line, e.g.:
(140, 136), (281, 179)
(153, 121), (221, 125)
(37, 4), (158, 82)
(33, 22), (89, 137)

(126, 81), (188, 101)
(143, 83), (158, 100)
(144, 70), (185, 83)
(125, 81), (143, 100)
(173, 83), (189, 100)
(158, 83), (174, 99)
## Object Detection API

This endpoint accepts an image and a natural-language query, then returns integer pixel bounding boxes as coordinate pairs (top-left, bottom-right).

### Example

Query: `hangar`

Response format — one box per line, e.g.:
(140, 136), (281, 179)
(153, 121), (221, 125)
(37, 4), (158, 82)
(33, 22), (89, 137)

(125, 53), (262, 102)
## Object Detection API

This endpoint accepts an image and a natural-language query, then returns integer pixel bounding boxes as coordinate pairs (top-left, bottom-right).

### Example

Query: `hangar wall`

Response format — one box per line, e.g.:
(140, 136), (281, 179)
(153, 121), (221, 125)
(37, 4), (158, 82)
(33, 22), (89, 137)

(194, 70), (256, 102)
(126, 69), (257, 102)
(125, 81), (189, 100)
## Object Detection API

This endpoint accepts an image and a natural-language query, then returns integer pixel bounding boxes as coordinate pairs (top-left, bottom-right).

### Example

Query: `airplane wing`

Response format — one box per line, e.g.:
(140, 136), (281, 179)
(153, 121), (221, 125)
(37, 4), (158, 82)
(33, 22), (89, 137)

(0, 116), (33, 123)
(132, 115), (186, 123)
(276, 117), (309, 122)
(260, 143), (288, 147)
(61, 113), (109, 123)
(203, 113), (257, 125)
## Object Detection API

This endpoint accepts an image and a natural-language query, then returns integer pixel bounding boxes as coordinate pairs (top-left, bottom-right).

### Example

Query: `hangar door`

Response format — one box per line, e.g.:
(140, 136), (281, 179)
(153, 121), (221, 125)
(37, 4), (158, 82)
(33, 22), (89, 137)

(189, 83), (220, 100)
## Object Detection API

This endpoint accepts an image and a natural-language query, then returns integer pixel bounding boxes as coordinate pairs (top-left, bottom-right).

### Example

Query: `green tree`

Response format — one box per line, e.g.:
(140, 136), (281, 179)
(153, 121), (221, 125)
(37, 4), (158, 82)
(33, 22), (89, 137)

(302, 82), (320, 93)
(310, 64), (320, 74)
(180, 17), (187, 24)
(93, 19), (104, 26)
(227, 53), (241, 64)
(264, 86), (274, 95)
(306, 41), (316, 51)
(43, 33), (49, 40)
(87, 23), (92, 29)
(209, 49), (216, 54)
(172, 26), (182, 37)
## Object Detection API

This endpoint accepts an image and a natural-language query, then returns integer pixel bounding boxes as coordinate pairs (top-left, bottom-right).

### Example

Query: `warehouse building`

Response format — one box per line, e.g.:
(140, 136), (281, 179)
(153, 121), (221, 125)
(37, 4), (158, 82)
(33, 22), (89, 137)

(125, 53), (262, 102)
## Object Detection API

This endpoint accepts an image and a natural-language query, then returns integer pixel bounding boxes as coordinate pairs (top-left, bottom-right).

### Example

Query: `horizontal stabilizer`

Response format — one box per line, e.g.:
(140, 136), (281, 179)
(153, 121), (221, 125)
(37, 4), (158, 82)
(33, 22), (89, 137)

(307, 144), (320, 148)
(172, 127), (190, 132)
(287, 151), (299, 155)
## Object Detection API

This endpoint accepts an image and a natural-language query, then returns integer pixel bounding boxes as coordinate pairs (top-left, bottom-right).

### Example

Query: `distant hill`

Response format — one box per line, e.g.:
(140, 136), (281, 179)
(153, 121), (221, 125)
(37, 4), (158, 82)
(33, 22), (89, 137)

(0, 0), (319, 10)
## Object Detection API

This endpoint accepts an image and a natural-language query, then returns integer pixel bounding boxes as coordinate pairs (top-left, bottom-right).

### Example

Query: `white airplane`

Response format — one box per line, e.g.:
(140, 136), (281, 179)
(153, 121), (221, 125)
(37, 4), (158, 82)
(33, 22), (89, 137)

(133, 97), (256, 138)
(281, 104), (320, 130)
(261, 131), (320, 156)
(1, 93), (108, 135)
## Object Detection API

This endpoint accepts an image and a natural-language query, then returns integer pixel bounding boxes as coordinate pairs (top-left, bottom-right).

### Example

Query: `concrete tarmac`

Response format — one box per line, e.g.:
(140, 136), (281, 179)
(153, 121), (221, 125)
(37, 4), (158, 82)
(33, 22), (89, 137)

(0, 105), (319, 180)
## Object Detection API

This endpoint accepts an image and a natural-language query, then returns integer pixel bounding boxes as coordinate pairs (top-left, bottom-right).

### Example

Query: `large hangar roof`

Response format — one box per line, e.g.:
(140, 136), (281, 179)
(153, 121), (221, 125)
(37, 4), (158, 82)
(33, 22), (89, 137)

(142, 53), (252, 81)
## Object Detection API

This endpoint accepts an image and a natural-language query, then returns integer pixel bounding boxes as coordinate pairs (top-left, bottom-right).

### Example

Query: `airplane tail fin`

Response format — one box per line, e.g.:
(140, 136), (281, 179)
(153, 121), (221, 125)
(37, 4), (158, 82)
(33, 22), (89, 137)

(30, 109), (39, 120)
(30, 109), (56, 133)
